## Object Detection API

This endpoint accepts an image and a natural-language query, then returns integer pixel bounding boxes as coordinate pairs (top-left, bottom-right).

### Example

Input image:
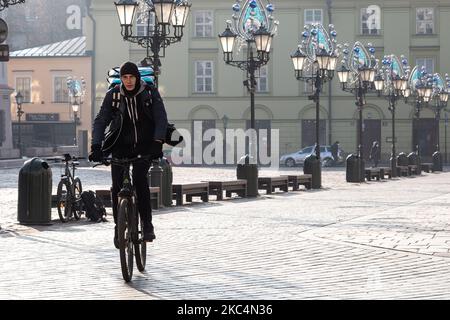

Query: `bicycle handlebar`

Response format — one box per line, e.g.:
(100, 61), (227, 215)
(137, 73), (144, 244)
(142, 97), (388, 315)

(45, 154), (86, 163)
(92, 154), (154, 168)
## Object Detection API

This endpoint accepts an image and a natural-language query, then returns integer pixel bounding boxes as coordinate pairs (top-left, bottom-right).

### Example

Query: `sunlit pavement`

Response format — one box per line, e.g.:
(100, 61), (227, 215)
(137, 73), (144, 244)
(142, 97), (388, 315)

(1, 165), (450, 299)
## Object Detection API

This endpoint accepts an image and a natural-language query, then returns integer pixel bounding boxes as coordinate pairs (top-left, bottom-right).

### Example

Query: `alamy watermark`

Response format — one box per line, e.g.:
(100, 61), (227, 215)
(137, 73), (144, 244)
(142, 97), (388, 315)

(169, 121), (280, 168)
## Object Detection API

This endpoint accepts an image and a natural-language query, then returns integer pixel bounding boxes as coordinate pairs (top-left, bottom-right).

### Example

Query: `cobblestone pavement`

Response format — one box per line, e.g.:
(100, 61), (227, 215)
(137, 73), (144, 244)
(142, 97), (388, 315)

(1, 164), (450, 299)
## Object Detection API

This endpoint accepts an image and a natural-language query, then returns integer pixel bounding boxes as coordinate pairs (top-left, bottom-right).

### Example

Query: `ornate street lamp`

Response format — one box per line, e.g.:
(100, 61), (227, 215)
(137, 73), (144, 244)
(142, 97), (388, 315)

(0, 0), (25, 11)
(15, 91), (24, 157)
(115, 0), (191, 87)
(374, 54), (410, 177)
(291, 23), (339, 188)
(337, 42), (377, 182)
(404, 66), (433, 161)
(67, 76), (86, 146)
(218, 0), (278, 197)
(426, 73), (449, 171)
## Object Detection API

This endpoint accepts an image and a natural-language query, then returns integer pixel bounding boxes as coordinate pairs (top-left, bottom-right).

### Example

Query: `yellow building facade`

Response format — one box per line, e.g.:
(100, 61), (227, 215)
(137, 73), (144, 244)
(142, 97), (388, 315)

(8, 36), (92, 156)
(87, 0), (450, 163)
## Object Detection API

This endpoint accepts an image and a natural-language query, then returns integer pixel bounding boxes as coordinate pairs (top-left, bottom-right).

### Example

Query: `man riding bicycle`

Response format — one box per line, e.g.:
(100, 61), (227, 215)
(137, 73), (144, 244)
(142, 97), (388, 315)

(89, 61), (168, 248)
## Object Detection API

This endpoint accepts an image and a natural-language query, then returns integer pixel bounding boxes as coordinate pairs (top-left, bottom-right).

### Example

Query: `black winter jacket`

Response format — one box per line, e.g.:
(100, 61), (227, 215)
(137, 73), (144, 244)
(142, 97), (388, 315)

(92, 81), (168, 156)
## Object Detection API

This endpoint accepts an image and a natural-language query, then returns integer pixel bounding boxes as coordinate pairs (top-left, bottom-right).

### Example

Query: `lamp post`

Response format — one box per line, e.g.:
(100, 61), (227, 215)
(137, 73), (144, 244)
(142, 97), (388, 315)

(222, 114), (229, 165)
(0, 0), (25, 11)
(67, 76), (86, 146)
(404, 65), (434, 160)
(219, 0), (278, 196)
(71, 98), (80, 146)
(290, 23), (338, 188)
(15, 91), (24, 158)
(337, 42), (377, 182)
(115, 0), (191, 87)
(374, 54), (410, 178)
(445, 112), (448, 165)
(428, 73), (449, 171)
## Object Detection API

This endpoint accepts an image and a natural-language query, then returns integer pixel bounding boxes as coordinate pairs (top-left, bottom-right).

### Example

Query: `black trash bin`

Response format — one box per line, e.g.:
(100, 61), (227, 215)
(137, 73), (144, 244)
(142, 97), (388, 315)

(304, 154), (321, 188)
(236, 155), (259, 197)
(159, 157), (173, 207)
(408, 152), (421, 175)
(397, 152), (408, 166)
(18, 157), (52, 225)
(346, 154), (361, 183)
(149, 160), (163, 207)
(432, 151), (443, 172)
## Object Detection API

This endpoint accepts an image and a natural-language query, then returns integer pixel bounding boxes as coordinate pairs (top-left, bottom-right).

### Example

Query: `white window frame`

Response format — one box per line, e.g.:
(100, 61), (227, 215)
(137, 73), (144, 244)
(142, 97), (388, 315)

(194, 60), (214, 93)
(53, 75), (69, 103)
(15, 76), (32, 103)
(256, 65), (269, 93)
(416, 8), (434, 35)
(415, 58), (435, 74)
(194, 10), (213, 38)
(360, 6), (381, 35)
(304, 9), (323, 25)
(136, 11), (155, 37)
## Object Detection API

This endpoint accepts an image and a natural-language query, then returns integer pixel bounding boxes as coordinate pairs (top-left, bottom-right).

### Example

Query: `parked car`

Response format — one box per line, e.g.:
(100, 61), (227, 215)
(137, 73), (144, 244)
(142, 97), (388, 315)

(280, 145), (344, 167)
(162, 149), (173, 165)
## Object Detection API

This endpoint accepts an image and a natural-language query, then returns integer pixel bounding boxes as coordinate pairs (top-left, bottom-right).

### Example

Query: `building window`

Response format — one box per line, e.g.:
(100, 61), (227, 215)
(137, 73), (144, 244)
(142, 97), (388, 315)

(194, 61), (214, 93)
(54, 77), (69, 103)
(304, 9), (323, 24)
(256, 65), (269, 92)
(416, 8), (434, 34)
(194, 11), (213, 37)
(361, 6), (381, 35)
(16, 77), (31, 103)
(416, 58), (435, 74)
(136, 11), (155, 36)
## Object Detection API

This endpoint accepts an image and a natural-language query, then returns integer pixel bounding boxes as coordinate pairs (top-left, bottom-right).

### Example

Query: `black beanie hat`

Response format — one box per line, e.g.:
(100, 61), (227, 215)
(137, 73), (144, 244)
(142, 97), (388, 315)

(120, 61), (140, 82)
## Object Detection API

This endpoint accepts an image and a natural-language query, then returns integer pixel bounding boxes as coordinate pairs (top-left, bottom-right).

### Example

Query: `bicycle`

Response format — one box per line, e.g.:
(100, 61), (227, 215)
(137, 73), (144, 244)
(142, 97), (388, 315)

(94, 155), (151, 282)
(54, 153), (84, 222)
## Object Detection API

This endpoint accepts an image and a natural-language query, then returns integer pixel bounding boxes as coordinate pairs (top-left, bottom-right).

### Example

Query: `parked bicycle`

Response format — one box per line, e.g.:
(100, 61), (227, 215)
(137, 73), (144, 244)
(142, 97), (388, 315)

(94, 155), (150, 282)
(54, 153), (84, 222)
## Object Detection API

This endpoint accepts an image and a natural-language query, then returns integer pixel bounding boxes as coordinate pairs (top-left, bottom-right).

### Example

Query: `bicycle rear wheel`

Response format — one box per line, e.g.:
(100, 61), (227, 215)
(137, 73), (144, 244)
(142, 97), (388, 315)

(72, 178), (83, 220)
(56, 180), (72, 223)
(135, 214), (147, 272)
(118, 197), (134, 282)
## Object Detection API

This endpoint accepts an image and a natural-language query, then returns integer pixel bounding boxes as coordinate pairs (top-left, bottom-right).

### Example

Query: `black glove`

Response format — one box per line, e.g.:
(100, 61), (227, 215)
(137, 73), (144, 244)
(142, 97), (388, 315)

(88, 144), (103, 162)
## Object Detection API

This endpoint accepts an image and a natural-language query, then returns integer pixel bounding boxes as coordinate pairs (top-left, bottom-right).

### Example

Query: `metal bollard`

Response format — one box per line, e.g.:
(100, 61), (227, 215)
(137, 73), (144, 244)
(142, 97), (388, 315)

(149, 160), (163, 207)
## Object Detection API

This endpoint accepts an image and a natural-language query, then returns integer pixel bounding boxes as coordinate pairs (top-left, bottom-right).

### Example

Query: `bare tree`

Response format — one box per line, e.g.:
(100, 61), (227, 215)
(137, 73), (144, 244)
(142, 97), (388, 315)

(4, 0), (86, 51)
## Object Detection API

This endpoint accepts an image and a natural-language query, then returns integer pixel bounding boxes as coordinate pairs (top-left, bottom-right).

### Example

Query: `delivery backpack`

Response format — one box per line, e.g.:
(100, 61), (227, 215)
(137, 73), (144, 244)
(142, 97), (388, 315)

(105, 65), (184, 149)
(107, 66), (155, 89)
(81, 191), (107, 222)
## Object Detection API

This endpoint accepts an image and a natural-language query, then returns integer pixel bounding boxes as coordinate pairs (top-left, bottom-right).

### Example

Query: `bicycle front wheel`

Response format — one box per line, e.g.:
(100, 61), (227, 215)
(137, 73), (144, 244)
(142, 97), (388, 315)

(56, 180), (72, 223)
(135, 214), (147, 272)
(73, 178), (83, 220)
(118, 197), (134, 282)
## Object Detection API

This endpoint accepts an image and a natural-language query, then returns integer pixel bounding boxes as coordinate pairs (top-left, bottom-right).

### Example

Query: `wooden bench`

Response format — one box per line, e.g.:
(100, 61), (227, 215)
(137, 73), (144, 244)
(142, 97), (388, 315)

(258, 176), (289, 194)
(421, 163), (434, 173)
(172, 183), (209, 206)
(281, 174), (312, 190)
(95, 188), (161, 210)
(365, 168), (381, 181)
(204, 180), (247, 200)
(378, 167), (392, 179)
(397, 166), (410, 177)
